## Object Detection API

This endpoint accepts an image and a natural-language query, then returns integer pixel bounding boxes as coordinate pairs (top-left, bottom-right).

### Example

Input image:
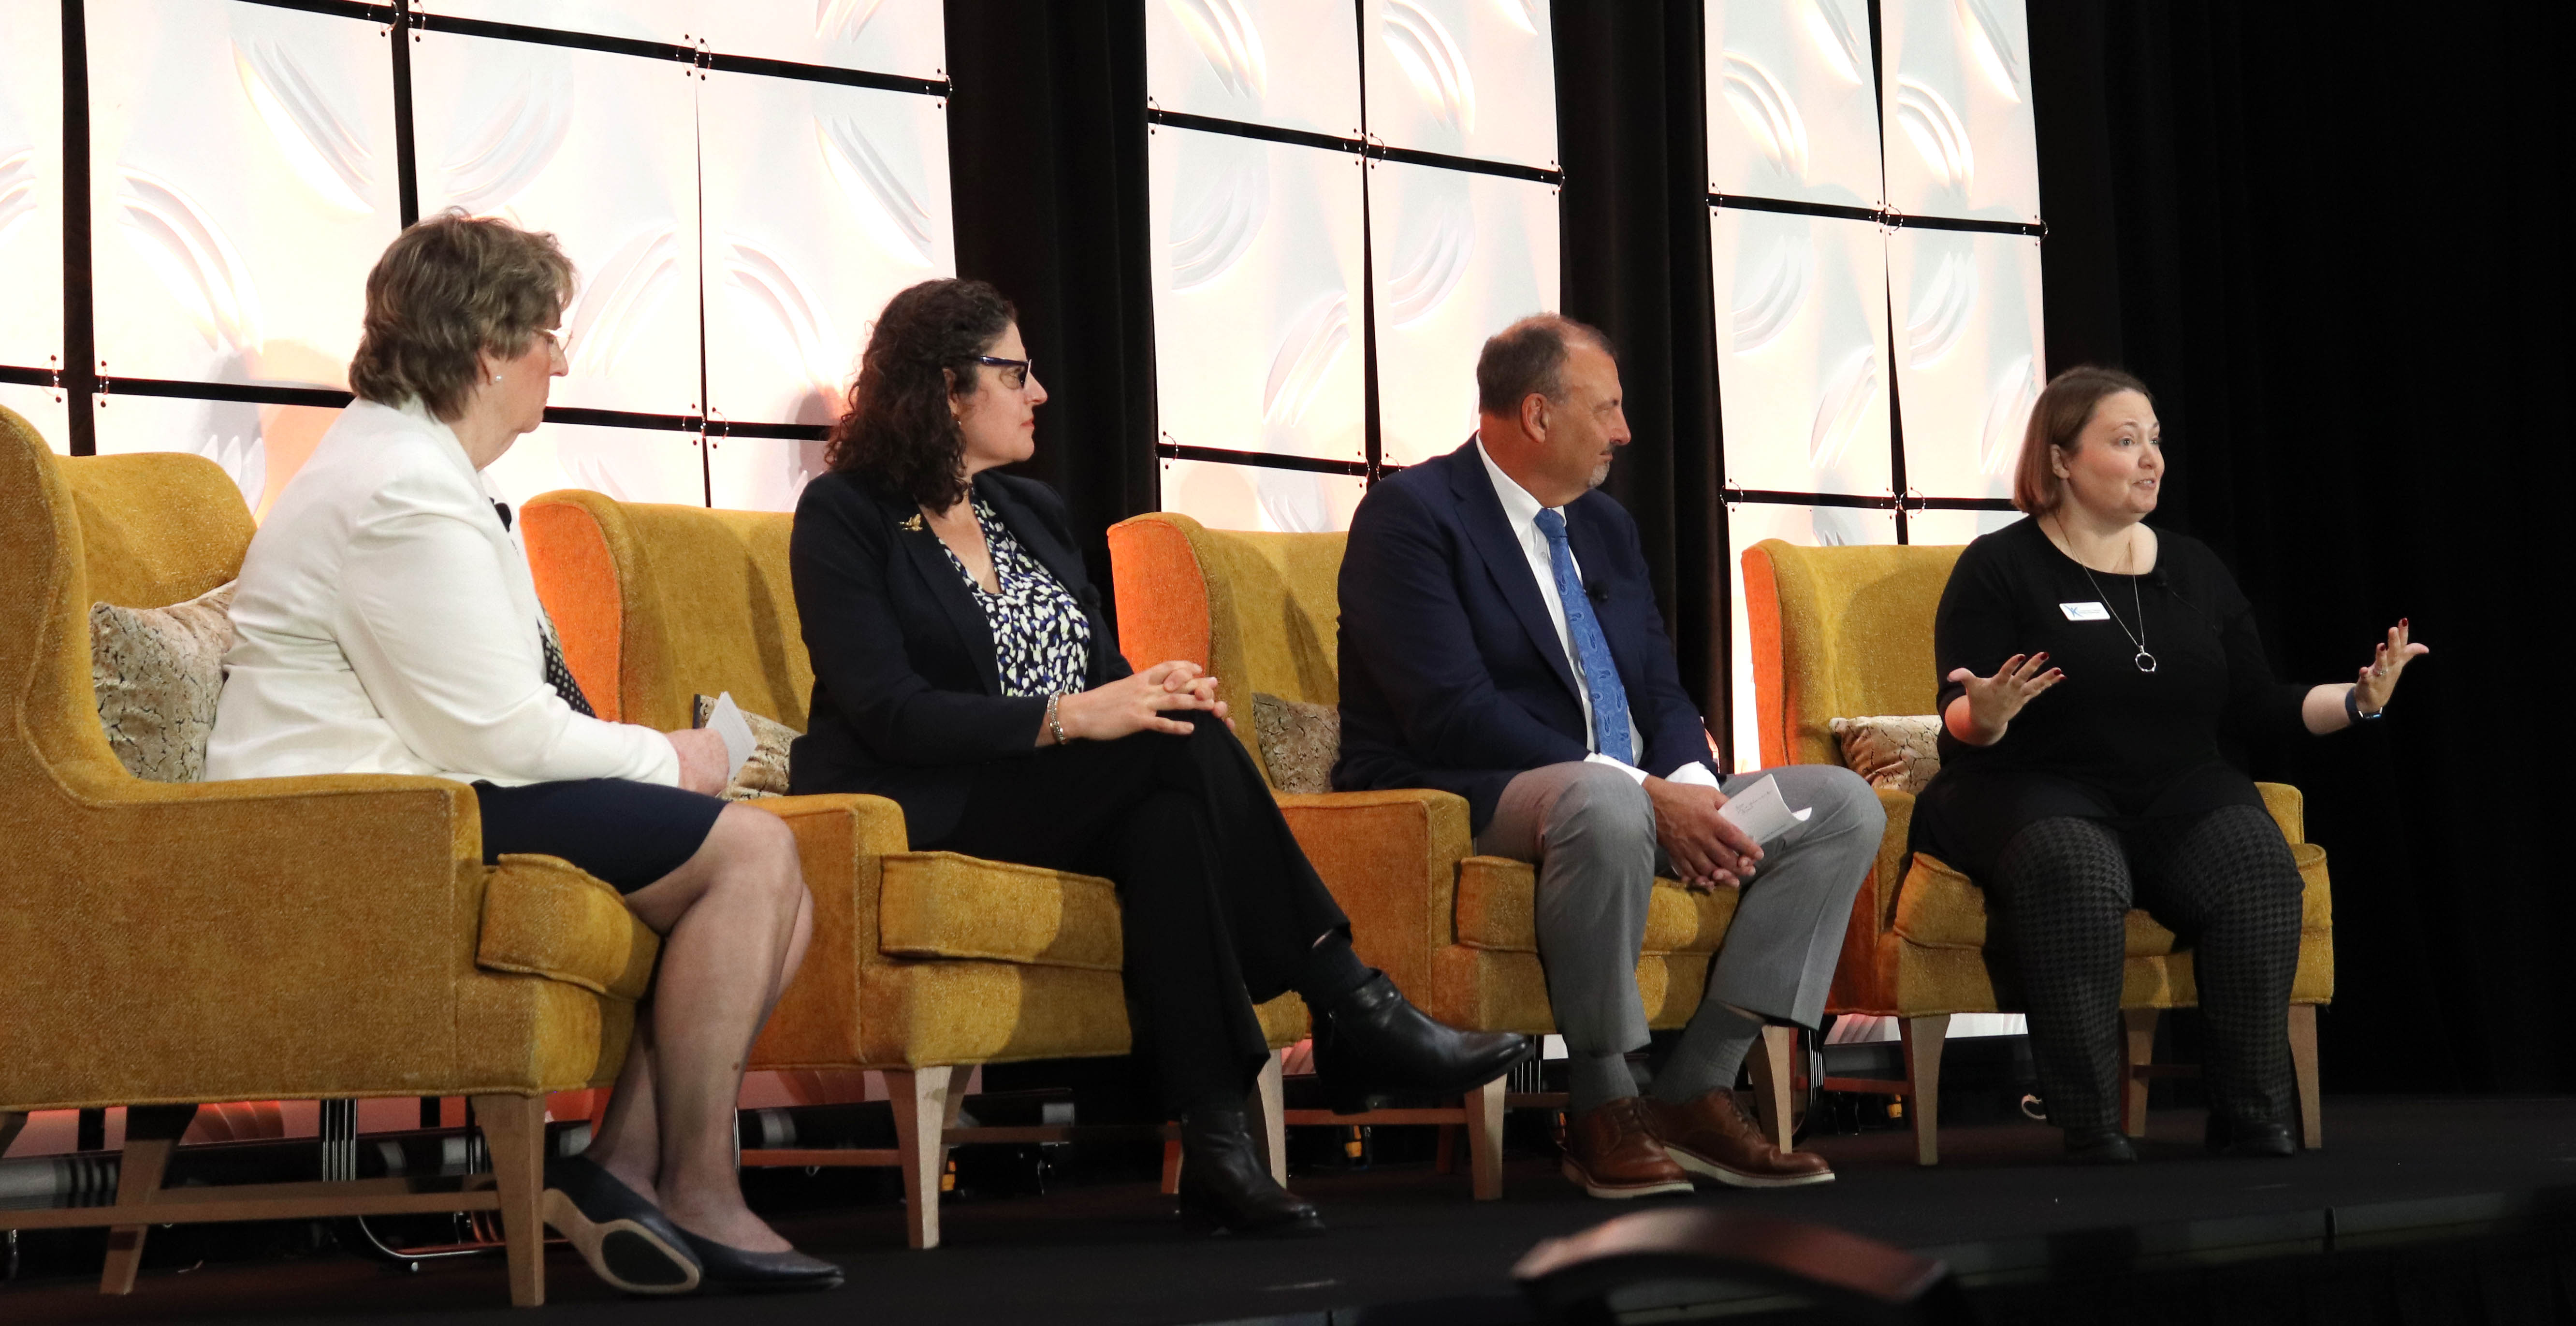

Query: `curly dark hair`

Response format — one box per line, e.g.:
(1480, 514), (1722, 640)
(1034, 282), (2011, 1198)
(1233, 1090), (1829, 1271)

(824, 278), (1018, 509)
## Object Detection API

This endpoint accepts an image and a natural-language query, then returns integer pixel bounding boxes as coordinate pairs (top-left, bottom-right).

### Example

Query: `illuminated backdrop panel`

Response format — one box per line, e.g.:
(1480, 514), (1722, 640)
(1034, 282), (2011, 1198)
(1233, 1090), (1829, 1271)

(1703, 0), (1881, 210)
(0, 1), (957, 519)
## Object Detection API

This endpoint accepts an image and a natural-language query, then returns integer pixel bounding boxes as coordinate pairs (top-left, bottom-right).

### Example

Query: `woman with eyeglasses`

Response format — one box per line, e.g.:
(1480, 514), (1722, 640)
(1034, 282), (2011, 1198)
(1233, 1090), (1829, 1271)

(787, 278), (1529, 1237)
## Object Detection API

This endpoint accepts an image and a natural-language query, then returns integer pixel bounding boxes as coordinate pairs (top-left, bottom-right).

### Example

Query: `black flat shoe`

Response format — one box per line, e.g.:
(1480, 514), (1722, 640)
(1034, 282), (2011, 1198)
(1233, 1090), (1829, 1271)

(671, 1228), (844, 1292)
(2205, 1115), (2296, 1158)
(1312, 971), (1533, 1113)
(540, 1156), (701, 1296)
(2062, 1129), (2137, 1165)
(1177, 1108), (1324, 1237)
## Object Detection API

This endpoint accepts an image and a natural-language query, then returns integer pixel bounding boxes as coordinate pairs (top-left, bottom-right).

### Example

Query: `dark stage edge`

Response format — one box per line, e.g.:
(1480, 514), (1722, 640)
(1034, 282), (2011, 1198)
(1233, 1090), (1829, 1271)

(3, 1097), (2571, 1325)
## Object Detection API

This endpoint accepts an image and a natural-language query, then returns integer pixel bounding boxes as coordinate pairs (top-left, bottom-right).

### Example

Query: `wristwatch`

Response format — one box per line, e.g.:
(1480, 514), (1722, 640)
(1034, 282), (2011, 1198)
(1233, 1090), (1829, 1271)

(2344, 687), (2384, 723)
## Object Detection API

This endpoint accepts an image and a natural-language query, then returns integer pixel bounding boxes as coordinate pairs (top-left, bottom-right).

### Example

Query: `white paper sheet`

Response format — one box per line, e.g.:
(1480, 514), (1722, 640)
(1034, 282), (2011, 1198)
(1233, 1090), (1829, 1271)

(707, 691), (756, 783)
(1717, 773), (1813, 844)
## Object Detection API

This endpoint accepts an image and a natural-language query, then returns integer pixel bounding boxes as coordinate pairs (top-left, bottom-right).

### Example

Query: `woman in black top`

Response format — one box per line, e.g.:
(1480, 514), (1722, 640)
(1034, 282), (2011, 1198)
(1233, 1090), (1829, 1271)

(788, 279), (1528, 1235)
(1915, 367), (2425, 1163)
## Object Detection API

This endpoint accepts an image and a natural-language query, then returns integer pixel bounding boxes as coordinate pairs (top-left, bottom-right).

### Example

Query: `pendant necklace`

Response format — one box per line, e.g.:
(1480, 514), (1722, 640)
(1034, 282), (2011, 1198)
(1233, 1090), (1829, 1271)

(2059, 518), (2157, 673)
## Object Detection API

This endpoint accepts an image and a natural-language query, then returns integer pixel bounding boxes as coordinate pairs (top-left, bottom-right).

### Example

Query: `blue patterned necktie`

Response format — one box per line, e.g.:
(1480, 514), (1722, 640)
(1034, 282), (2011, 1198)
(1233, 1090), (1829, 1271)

(1533, 508), (1633, 763)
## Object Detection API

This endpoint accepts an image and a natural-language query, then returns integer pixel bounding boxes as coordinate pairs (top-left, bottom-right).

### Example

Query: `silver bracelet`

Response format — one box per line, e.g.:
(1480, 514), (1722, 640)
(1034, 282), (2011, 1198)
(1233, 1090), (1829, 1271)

(1047, 693), (1072, 745)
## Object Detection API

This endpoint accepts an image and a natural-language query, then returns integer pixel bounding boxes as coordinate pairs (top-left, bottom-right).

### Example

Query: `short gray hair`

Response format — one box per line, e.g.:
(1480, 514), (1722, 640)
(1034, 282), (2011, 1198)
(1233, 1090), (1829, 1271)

(1475, 314), (1612, 417)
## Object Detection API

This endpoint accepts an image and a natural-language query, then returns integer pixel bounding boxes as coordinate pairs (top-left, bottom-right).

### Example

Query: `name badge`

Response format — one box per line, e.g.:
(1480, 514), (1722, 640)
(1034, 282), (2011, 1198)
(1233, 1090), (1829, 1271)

(2060, 601), (2111, 621)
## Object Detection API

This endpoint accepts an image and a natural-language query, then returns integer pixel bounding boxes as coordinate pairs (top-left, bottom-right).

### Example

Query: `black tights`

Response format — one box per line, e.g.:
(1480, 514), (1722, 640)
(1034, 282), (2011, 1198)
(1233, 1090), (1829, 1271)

(1984, 805), (2303, 1134)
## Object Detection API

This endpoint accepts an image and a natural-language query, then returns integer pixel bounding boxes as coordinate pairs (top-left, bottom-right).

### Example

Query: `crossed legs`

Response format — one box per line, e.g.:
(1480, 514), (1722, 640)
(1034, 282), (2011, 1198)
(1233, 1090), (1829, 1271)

(581, 804), (815, 1252)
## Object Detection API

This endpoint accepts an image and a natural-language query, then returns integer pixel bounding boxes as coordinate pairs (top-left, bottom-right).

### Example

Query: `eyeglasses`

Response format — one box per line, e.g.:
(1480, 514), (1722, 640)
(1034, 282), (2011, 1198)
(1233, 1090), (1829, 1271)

(974, 355), (1033, 391)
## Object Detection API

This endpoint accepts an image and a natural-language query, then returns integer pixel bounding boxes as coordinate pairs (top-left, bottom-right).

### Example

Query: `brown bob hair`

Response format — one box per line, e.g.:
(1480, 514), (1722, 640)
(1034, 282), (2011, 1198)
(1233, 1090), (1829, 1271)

(2011, 365), (2155, 514)
(824, 278), (1018, 510)
(348, 211), (575, 420)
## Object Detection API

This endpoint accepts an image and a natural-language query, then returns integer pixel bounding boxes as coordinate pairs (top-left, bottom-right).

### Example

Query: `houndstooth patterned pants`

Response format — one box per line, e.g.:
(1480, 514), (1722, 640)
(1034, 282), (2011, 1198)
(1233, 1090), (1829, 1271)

(1984, 805), (2304, 1135)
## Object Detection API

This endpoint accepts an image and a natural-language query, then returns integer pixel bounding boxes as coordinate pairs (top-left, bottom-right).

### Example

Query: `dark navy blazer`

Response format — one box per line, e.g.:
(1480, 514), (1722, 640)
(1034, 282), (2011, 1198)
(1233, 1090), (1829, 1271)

(1332, 440), (1717, 832)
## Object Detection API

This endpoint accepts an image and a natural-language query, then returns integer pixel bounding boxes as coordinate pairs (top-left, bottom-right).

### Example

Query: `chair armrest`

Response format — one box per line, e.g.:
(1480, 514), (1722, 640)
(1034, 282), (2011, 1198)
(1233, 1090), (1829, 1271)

(1274, 788), (1473, 1003)
(742, 793), (910, 1067)
(2, 772), (491, 1110)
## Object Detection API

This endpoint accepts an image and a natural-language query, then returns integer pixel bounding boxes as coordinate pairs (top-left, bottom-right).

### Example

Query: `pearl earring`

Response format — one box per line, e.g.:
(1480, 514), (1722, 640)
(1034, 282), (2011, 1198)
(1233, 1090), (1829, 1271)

(492, 374), (503, 384)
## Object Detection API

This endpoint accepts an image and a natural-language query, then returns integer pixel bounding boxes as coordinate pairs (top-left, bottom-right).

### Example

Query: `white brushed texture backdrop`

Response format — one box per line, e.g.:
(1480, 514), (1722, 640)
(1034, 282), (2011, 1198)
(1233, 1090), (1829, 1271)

(1703, 0), (1882, 209)
(0, 0), (64, 377)
(1368, 159), (1558, 468)
(1146, 0), (1363, 139)
(1149, 126), (1369, 468)
(1887, 226), (2043, 502)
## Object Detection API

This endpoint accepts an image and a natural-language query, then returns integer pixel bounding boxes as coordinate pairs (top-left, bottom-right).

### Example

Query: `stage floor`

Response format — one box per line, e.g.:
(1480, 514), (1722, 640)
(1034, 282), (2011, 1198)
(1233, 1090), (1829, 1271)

(5, 1096), (2572, 1325)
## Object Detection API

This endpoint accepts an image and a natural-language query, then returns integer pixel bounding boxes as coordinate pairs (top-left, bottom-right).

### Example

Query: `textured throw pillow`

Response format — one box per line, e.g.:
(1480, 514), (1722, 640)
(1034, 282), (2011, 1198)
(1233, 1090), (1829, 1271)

(1830, 715), (1943, 795)
(1250, 692), (1339, 795)
(90, 580), (237, 782)
(691, 694), (798, 800)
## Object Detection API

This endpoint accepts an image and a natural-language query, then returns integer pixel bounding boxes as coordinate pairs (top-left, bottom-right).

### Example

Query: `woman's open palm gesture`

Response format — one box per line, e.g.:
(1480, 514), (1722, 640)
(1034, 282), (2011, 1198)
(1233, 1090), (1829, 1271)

(2351, 619), (2428, 714)
(1948, 652), (2066, 743)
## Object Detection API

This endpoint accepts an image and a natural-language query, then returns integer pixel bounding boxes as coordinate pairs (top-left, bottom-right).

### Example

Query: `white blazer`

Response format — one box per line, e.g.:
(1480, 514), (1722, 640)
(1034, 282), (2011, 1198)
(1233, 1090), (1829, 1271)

(206, 399), (680, 788)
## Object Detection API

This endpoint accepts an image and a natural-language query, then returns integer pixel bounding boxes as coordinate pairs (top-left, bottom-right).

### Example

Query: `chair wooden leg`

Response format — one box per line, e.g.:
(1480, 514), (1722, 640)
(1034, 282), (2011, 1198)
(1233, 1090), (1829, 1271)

(1464, 1076), (1505, 1200)
(2122, 1009), (2160, 1138)
(1159, 1139), (1183, 1195)
(1247, 1051), (1287, 1186)
(887, 1067), (954, 1250)
(0, 1111), (25, 1159)
(1900, 1015), (1948, 1167)
(472, 1095), (548, 1308)
(101, 1104), (196, 1295)
(2287, 1003), (2323, 1150)
(1746, 1024), (1797, 1153)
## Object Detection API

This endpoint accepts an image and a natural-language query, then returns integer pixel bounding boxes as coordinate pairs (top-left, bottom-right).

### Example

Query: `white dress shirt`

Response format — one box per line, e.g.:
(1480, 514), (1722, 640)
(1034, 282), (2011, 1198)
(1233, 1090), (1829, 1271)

(1474, 437), (1718, 789)
(206, 399), (680, 788)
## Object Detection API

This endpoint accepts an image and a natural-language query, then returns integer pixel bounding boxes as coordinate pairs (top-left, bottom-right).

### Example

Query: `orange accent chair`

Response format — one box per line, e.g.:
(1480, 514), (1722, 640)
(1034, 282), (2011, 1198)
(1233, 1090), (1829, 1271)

(518, 490), (1307, 1248)
(1737, 538), (2332, 1164)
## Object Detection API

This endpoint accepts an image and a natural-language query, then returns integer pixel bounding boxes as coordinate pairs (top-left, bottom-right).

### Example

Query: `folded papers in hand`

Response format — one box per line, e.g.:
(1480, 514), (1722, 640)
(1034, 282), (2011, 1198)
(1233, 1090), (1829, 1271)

(1717, 773), (1811, 844)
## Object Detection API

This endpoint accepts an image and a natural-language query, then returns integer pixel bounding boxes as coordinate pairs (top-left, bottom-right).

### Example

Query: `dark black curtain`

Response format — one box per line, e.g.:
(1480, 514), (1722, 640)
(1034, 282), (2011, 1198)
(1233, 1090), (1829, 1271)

(2032, 3), (2576, 1092)
(1553, 2), (1728, 732)
(946, 0), (1159, 606)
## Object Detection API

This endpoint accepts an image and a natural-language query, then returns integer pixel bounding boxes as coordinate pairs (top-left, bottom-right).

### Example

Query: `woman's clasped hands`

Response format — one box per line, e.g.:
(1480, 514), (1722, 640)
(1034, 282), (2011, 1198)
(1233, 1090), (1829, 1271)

(1055, 661), (1231, 741)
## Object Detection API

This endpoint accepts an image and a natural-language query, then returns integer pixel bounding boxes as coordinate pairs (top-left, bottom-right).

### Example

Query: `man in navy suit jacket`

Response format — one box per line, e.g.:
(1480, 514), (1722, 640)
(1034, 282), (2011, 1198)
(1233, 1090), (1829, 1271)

(1336, 315), (1883, 1199)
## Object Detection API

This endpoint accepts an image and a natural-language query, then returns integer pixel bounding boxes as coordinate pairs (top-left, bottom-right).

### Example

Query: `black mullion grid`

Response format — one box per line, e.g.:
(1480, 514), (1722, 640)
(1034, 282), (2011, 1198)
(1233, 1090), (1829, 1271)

(60, 0), (94, 455)
(47, 0), (932, 466)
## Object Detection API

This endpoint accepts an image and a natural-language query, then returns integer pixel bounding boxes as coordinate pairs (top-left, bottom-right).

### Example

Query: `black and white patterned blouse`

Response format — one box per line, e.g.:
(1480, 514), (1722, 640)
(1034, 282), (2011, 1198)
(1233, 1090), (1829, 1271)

(937, 499), (1092, 698)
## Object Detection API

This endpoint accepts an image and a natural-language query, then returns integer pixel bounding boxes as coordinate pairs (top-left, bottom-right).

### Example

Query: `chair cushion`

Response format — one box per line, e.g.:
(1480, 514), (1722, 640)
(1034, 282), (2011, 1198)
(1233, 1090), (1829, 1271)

(878, 852), (1123, 971)
(89, 580), (235, 782)
(1893, 844), (2333, 954)
(1453, 855), (1738, 955)
(477, 854), (661, 1001)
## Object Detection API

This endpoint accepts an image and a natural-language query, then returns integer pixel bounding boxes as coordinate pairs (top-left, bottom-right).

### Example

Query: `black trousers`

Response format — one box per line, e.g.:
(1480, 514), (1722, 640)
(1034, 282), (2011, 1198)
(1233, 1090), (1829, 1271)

(921, 710), (1360, 1113)
(1984, 805), (2304, 1135)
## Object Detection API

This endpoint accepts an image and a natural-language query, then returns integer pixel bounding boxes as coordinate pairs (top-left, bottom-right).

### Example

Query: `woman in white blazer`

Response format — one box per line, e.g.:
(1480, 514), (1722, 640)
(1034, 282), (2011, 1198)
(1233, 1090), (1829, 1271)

(207, 213), (836, 1294)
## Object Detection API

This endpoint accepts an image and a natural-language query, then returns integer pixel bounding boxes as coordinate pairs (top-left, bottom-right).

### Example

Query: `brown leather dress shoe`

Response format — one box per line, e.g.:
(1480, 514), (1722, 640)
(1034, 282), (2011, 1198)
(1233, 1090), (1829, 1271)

(1559, 1097), (1693, 1199)
(1642, 1088), (1835, 1188)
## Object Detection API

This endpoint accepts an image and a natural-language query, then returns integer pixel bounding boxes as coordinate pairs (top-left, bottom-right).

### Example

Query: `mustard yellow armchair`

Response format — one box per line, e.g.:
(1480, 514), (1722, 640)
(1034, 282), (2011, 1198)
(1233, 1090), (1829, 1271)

(1738, 538), (2331, 1164)
(1106, 511), (1802, 1198)
(0, 407), (659, 1307)
(518, 490), (1308, 1249)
